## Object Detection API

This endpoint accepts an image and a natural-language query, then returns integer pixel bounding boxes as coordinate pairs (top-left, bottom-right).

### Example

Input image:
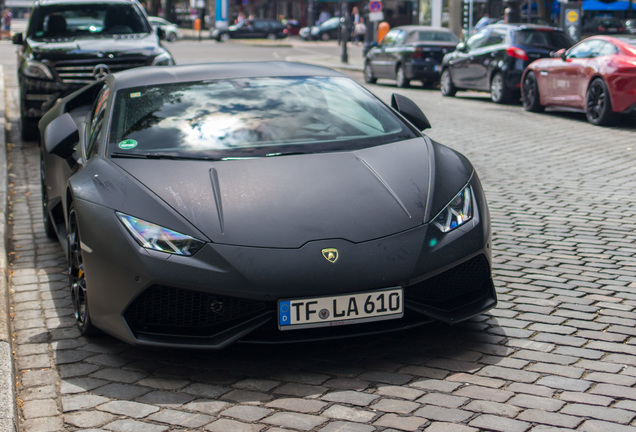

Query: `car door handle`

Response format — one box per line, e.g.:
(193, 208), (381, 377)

(540, 70), (548, 76)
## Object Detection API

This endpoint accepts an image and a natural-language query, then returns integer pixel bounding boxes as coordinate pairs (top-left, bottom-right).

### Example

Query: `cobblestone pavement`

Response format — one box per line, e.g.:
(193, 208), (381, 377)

(4, 61), (636, 432)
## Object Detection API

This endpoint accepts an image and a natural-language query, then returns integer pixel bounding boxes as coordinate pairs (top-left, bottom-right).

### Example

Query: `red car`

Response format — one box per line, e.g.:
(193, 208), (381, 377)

(521, 35), (636, 125)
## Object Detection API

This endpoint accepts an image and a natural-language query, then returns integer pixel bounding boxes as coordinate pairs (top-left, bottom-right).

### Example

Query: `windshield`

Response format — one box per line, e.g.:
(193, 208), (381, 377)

(28, 3), (150, 39)
(109, 76), (416, 159)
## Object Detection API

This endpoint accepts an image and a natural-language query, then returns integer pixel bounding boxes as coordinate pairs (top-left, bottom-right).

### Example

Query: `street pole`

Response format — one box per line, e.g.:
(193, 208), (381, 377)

(340, 0), (349, 63)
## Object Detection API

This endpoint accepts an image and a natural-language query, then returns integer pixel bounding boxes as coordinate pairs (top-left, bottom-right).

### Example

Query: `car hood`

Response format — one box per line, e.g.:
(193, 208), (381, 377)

(29, 34), (162, 61)
(113, 138), (436, 248)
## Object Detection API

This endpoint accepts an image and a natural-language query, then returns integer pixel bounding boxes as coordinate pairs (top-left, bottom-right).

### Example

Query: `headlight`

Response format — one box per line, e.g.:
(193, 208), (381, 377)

(116, 212), (204, 256)
(23, 60), (54, 79)
(432, 185), (473, 233)
(151, 52), (174, 66)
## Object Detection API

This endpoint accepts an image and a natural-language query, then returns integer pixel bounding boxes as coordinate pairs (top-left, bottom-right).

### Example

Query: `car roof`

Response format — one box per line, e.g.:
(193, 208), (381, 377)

(107, 62), (346, 91)
(486, 23), (564, 31)
(36, 0), (138, 4)
(392, 26), (453, 33)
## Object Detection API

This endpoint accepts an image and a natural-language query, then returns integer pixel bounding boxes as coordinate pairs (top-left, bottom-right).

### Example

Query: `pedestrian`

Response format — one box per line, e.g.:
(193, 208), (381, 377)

(0, 9), (11, 40)
(351, 6), (365, 43)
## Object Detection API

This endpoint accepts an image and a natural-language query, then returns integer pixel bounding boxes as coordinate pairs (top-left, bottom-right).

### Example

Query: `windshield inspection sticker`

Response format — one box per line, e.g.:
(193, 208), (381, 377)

(119, 139), (138, 150)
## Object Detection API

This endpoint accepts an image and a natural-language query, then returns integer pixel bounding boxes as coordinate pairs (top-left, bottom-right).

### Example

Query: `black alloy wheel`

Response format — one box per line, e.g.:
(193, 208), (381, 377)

(522, 72), (544, 113)
(440, 69), (457, 97)
(68, 203), (99, 336)
(363, 62), (377, 84)
(40, 155), (56, 239)
(490, 72), (510, 104)
(586, 79), (616, 126)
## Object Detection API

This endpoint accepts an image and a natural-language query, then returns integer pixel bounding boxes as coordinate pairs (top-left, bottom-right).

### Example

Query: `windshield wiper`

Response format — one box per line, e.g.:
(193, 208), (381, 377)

(110, 152), (223, 161)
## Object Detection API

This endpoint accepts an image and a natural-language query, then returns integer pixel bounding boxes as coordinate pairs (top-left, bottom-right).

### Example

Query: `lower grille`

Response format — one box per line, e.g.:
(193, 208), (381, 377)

(405, 255), (491, 310)
(124, 285), (269, 337)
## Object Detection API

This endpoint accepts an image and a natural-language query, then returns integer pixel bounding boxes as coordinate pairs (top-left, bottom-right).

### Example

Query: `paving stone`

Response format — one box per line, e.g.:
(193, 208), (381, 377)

(322, 405), (376, 423)
(64, 410), (116, 428)
(318, 421), (375, 432)
(104, 419), (169, 432)
(205, 419), (264, 432)
(414, 405), (472, 422)
(147, 409), (214, 428)
(221, 405), (272, 421)
(464, 399), (521, 417)
(371, 398), (419, 414)
(424, 422), (479, 432)
(321, 391), (379, 406)
(468, 413), (531, 432)
(373, 413), (428, 431)
(266, 398), (328, 413)
(517, 409), (583, 428)
(262, 412), (327, 431)
(98, 400), (159, 418)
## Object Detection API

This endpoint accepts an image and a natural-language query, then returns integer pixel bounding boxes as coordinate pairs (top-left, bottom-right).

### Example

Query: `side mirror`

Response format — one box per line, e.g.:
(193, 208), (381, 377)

(552, 48), (566, 59)
(456, 42), (468, 52)
(391, 93), (431, 131)
(12, 32), (23, 45)
(156, 27), (166, 40)
(44, 113), (79, 159)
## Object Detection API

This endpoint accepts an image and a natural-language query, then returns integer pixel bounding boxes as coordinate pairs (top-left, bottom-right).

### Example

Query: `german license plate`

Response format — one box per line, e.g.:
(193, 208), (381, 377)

(278, 288), (403, 330)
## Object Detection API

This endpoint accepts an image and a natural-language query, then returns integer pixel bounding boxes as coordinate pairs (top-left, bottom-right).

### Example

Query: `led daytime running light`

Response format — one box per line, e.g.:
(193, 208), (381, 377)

(432, 186), (473, 233)
(116, 212), (204, 256)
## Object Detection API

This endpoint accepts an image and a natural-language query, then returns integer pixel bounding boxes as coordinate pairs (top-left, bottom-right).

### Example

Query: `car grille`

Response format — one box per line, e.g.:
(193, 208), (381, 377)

(54, 57), (150, 84)
(124, 285), (269, 337)
(405, 254), (491, 310)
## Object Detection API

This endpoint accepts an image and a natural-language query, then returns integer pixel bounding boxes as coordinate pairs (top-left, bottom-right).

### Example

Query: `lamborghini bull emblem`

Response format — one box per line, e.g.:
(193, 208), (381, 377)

(322, 248), (339, 263)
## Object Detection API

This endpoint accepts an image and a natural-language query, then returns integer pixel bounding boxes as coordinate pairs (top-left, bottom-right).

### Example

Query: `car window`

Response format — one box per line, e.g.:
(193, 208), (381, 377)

(87, 83), (110, 157)
(466, 29), (490, 50)
(108, 77), (417, 159)
(567, 40), (602, 58)
(483, 29), (506, 47)
(406, 30), (458, 44)
(514, 29), (573, 50)
(381, 29), (402, 46)
(29, 2), (150, 38)
(597, 41), (618, 56)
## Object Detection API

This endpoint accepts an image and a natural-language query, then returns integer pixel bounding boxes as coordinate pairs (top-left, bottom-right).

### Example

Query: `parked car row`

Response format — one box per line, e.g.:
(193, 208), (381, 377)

(363, 22), (636, 127)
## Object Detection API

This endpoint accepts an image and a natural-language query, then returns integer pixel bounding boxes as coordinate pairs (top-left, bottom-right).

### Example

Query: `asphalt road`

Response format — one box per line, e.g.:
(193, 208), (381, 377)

(2, 37), (636, 432)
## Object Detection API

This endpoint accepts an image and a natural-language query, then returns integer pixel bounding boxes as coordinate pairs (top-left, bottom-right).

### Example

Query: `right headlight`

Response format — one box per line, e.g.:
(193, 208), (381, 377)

(432, 185), (473, 233)
(23, 60), (54, 79)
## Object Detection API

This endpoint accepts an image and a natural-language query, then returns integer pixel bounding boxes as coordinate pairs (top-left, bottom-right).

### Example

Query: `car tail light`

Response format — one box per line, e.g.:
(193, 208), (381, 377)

(599, 26), (606, 32)
(619, 27), (626, 32)
(413, 48), (424, 59)
(506, 46), (529, 61)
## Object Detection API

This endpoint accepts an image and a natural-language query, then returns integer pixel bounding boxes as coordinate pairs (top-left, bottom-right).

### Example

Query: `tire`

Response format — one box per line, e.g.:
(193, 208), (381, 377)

(522, 72), (544, 113)
(320, 32), (330, 41)
(219, 33), (230, 42)
(20, 115), (39, 141)
(586, 79), (616, 126)
(396, 65), (409, 88)
(363, 62), (377, 84)
(266, 33), (277, 40)
(440, 68), (457, 97)
(68, 203), (99, 336)
(167, 32), (177, 42)
(490, 72), (510, 104)
(40, 156), (56, 239)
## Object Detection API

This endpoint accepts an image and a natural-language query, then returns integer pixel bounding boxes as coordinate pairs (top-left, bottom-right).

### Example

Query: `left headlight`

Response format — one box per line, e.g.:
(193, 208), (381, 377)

(151, 52), (174, 66)
(432, 185), (473, 233)
(117, 212), (204, 256)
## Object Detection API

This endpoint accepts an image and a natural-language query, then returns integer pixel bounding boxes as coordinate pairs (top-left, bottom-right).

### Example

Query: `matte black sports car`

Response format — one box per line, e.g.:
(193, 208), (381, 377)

(39, 62), (496, 349)
(364, 26), (458, 88)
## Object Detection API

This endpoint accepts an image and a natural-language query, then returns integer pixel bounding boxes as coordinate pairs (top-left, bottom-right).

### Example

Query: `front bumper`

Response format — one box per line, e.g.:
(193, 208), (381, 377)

(74, 180), (495, 349)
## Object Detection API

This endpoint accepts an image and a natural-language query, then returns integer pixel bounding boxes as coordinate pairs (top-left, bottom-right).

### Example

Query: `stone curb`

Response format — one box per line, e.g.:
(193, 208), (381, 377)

(0, 65), (18, 431)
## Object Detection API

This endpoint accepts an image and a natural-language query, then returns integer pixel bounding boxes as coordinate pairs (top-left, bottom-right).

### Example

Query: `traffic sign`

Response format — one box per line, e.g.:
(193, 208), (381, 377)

(369, 1), (382, 13)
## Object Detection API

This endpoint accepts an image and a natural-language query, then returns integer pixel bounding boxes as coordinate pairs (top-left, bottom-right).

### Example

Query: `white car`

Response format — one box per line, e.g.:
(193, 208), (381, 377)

(149, 16), (182, 41)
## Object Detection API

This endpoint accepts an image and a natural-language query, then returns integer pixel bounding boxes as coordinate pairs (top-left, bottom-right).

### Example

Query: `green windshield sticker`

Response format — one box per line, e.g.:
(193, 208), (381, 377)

(119, 139), (138, 150)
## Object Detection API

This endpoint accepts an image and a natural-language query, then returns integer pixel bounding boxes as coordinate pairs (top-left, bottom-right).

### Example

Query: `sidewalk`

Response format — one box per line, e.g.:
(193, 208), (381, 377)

(0, 29), (362, 432)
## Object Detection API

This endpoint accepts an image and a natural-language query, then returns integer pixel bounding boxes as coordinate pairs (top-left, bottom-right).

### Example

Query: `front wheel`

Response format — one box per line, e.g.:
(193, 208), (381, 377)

(586, 79), (616, 126)
(167, 32), (177, 42)
(440, 69), (457, 97)
(522, 72), (544, 112)
(396, 65), (410, 88)
(490, 72), (510, 104)
(266, 33), (277, 40)
(320, 32), (330, 41)
(219, 33), (230, 42)
(363, 62), (377, 84)
(68, 203), (99, 336)
(40, 156), (56, 239)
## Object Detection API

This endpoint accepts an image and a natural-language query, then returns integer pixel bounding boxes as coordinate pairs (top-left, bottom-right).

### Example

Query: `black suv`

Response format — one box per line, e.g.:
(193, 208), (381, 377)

(440, 24), (573, 104)
(13, 0), (175, 140)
